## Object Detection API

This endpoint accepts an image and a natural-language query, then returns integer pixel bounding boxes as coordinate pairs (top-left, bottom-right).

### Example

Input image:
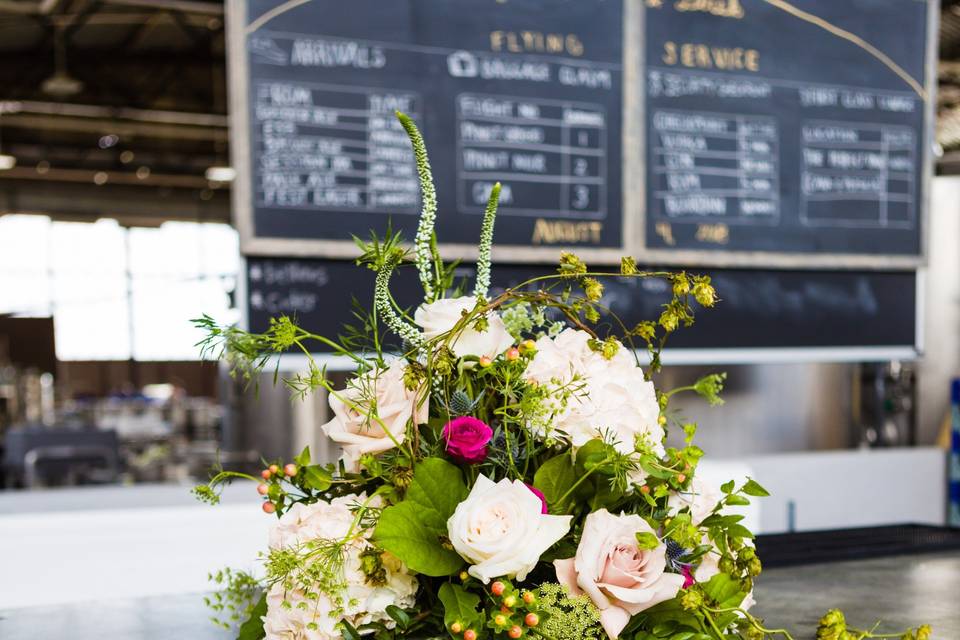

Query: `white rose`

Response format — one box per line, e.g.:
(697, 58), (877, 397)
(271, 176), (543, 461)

(524, 329), (663, 461)
(668, 476), (721, 525)
(447, 475), (571, 583)
(321, 360), (428, 472)
(264, 495), (418, 640)
(414, 296), (514, 359)
(554, 509), (685, 639)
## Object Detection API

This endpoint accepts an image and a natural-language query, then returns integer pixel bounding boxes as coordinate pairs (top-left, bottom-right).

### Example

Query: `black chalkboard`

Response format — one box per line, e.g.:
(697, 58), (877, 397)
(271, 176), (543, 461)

(244, 257), (917, 357)
(643, 0), (931, 256)
(241, 0), (623, 251)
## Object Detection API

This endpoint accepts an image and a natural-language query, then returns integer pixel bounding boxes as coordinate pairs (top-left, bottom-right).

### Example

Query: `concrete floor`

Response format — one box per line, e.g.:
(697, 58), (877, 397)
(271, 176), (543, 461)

(1, 552), (957, 640)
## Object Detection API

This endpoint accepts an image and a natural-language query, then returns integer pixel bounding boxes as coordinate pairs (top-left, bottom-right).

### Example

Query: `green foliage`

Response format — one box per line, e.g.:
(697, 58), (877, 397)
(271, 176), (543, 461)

(204, 567), (262, 633)
(533, 455), (582, 515)
(373, 458), (467, 575)
(237, 593), (267, 640)
(439, 583), (484, 639)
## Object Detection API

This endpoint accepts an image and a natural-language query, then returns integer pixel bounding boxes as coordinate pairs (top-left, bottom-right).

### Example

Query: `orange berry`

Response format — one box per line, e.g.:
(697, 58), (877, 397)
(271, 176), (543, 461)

(522, 591), (535, 604)
(494, 615), (507, 627)
(491, 581), (506, 596)
(283, 463), (298, 477)
(260, 469), (272, 480)
(261, 502), (276, 514)
(509, 626), (523, 638)
(500, 606), (511, 614)
(257, 484), (269, 496)
(503, 595), (517, 608)
(524, 613), (539, 627)
(464, 630), (477, 640)
(677, 473), (687, 483)
(479, 356), (493, 367)
(640, 485), (651, 495)
(450, 622), (463, 634)
(506, 348), (520, 361)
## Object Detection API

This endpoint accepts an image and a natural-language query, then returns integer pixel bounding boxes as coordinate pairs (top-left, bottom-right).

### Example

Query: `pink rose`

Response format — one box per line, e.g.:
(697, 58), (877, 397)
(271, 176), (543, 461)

(442, 417), (493, 464)
(554, 509), (685, 639)
(525, 484), (548, 514)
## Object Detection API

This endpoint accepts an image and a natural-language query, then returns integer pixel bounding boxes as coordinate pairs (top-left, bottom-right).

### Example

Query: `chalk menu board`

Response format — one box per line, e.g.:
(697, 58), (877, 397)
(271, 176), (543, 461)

(642, 0), (933, 260)
(231, 0), (624, 257)
(245, 257), (918, 361)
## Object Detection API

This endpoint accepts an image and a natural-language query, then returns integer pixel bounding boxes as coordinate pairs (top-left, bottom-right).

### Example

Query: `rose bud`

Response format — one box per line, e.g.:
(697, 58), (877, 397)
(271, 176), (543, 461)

(442, 417), (493, 464)
(283, 463), (298, 477)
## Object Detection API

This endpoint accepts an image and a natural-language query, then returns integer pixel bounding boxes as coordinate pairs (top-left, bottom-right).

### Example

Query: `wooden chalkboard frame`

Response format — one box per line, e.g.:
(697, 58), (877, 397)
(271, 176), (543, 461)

(226, 0), (633, 264)
(630, 0), (939, 270)
(227, 1), (937, 269)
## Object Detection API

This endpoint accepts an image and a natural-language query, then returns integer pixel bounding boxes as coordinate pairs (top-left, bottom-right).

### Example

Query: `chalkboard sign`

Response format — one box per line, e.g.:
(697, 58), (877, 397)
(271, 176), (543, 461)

(640, 0), (935, 264)
(229, 0), (625, 260)
(244, 257), (918, 363)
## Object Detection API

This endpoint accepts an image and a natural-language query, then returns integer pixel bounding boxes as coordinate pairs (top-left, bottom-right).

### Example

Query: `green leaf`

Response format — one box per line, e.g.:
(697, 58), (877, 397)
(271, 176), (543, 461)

(340, 619), (363, 640)
(725, 523), (755, 539)
(385, 605), (410, 630)
(438, 583), (483, 638)
(294, 446), (311, 467)
(303, 465), (332, 492)
(700, 573), (747, 610)
(237, 593), (267, 640)
(719, 480), (734, 494)
(404, 458), (468, 529)
(575, 439), (615, 475)
(635, 531), (660, 550)
(724, 495), (750, 506)
(373, 458), (467, 576)
(533, 454), (581, 514)
(742, 478), (770, 497)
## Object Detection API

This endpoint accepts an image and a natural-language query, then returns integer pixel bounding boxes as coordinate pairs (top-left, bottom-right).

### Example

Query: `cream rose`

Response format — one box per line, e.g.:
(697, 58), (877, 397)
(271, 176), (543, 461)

(525, 329), (663, 461)
(667, 476), (721, 525)
(264, 495), (418, 640)
(554, 509), (685, 639)
(447, 475), (572, 583)
(321, 360), (428, 472)
(414, 296), (514, 359)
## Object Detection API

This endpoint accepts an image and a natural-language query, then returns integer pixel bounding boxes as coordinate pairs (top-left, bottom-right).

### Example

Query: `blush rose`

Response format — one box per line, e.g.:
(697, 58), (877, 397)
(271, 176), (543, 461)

(554, 509), (685, 639)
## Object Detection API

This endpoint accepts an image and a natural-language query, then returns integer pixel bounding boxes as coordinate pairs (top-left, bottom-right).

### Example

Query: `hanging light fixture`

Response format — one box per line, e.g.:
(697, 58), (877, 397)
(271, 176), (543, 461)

(41, 24), (83, 99)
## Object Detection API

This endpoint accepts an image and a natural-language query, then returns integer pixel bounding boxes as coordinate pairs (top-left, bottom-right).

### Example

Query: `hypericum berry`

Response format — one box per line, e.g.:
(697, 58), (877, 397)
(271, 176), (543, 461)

(494, 615), (507, 626)
(640, 485), (651, 495)
(256, 484), (269, 495)
(450, 622), (463, 634)
(261, 502), (276, 514)
(505, 347), (520, 361)
(508, 625), (523, 638)
(677, 473), (687, 483)
(283, 463), (298, 477)
(521, 591), (535, 605)
(260, 469), (272, 480)
(459, 571), (469, 581)
(524, 613), (539, 627)
(491, 581), (506, 596)
(520, 339), (537, 353)
(503, 594), (517, 608)
(464, 629), (477, 640)
(479, 356), (492, 368)
(268, 464), (279, 474)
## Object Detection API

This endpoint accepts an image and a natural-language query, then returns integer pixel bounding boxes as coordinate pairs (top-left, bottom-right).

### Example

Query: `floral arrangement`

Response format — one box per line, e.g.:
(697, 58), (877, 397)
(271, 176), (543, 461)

(194, 114), (931, 640)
